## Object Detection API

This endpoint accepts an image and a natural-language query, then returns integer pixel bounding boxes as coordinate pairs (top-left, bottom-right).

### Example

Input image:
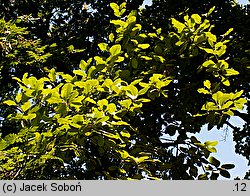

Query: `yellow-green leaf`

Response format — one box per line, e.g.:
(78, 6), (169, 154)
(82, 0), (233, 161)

(3, 100), (17, 106)
(121, 130), (130, 138)
(171, 18), (186, 33)
(61, 83), (73, 100)
(197, 88), (210, 94)
(204, 80), (211, 89)
(21, 101), (31, 112)
(205, 140), (218, 146)
(223, 28), (234, 37)
(110, 44), (121, 56)
(109, 33), (115, 42)
(98, 43), (108, 52)
(138, 44), (150, 49)
(224, 69), (239, 76)
(191, 14), (201, 24)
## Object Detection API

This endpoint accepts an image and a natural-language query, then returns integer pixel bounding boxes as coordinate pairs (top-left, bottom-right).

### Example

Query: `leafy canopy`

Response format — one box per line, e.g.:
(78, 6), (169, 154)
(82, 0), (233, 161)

(0, 2), (247, 180)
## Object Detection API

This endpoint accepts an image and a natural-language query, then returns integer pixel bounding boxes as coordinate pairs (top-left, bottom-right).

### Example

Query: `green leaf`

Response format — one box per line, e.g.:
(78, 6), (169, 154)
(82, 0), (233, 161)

(74, 81), (86, 88)
(48, 68), (56, 82)
(197, 88), (210, 94)
(94, 56), (106, 65)
(126, 85), (138, 99)
(137, 44), (150, 49)
(215, 42), (227, 57)
(221, 164), (235, 170)
(110, 3), (120, 17)
(0, 139), (7, 151)
(207, 6), (215, 16)
(109, 166), (117, 171)
(222, 78), (230, 86)
(224, 69), (239, 76)
(202, 60), (216, 68)
(97, 99), (108, 109)
(97, 137), (105, 147)
(194, 143), (205, 147)
(220, 170), (230, 178)
(85, 97), (96, 104)
(137, 98), (151, 103)
(107, 103), (116, 114)
(111, 121), (129, 126)
(148, 33), (157, 38)
(191, 14), (201, 24)
(210, 172), (219, 180)
(171, 18), (186, 33)
(119, 168), (126, 174)
(3, 100), (17, 106)
(132, 58), (138, 68)
(138, 86), (150, 95)
(73, 70), (86, 77)
(98, 43), (108, 52)
(205, 32), (217, 43)
(199, 47), (215, 54)
(109, 33), (115, 42)
(204, 140), (218, 146)
(79, 60), (88, 70)
(204, 80), (211, 89)
(121, 130), (130, 138)
(119, 150), (129, 159)
(234, 98), (247, 110)
(209, 156), (220, 167)
(136, 156), (149, 163)
(140, 56), (152, 61)
(23, 113), (37, 121)
(15, 93), (22, 103)
(223, 28), (233, 37)
(202, 101), (218, 111)
(119, 70), (130, 80)
(119, 99), (132, 109)
(61, 83), (73, 100)
(85, 132), (92, 136)
(126, 16), (136, 25)
(198, 173), (208, 180)
(153, 55), (165, 63)
(21, 101), (31, 112)
(207, 147), (217, 153)
(110, 44), (121, 56)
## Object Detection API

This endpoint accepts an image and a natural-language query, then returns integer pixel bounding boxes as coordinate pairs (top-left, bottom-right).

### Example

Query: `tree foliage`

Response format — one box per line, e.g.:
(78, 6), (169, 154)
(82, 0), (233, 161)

(0, 1), (249, 179)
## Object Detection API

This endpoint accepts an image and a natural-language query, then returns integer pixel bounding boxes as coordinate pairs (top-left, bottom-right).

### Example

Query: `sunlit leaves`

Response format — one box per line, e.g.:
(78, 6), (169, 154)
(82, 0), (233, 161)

(21, 101), (31, 112)
(98, 43), (109, 52)
(171, 18), (186, 33)
(137, 44), (150, 49)
(3, 100), (17, 106)
(1, 3), (247, 180)
(223, 28), (234, 37)
(125, 85), (138, 100)
(120, 130), (130, 138)
(209, 156), (220, 167)
(224, 69), (239, 76)
(110, 2), (126, 17)
(61, 83), (73, 100)
(191, 14), (201, 24)
(204, 80), (211, 90)
(109, 44), (122, 56)
(110, 3), (120, 17)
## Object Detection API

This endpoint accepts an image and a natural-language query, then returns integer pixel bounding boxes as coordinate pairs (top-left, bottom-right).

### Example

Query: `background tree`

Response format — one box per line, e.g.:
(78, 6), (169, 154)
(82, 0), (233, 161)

(141, 0), (250, 179)
(0, 1), (249, 179)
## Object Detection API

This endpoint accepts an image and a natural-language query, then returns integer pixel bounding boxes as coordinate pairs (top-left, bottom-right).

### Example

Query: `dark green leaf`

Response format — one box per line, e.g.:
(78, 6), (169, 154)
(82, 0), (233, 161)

(209, 156), (220, 167)
(221, 164), (235, 170)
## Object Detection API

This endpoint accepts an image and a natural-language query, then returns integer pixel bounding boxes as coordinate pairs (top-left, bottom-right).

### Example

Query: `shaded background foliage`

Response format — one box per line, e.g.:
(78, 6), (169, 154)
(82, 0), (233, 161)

(0, 0), (249, 179)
